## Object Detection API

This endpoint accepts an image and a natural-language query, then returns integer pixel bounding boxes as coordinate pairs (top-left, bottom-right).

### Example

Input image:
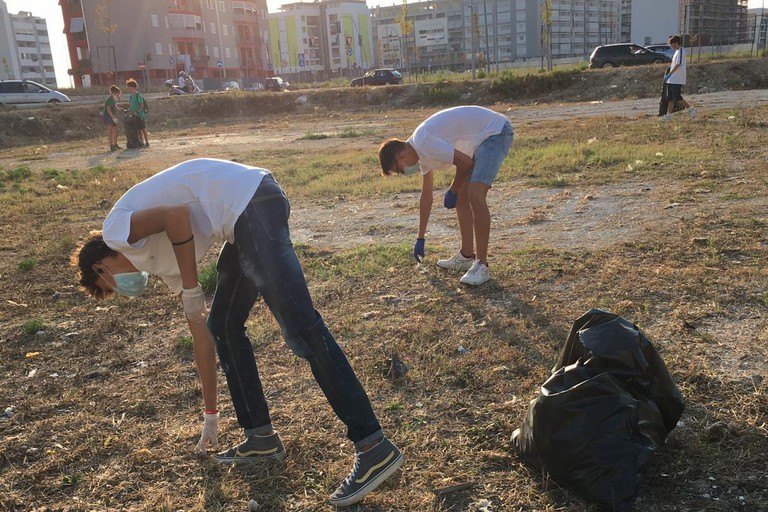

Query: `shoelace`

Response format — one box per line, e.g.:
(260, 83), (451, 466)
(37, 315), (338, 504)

(342, 453), (363, 487)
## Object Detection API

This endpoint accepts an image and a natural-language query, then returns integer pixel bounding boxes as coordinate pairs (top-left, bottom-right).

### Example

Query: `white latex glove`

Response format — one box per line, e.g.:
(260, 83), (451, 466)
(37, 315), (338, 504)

(182, 284), (208, 323)
(195, 412), (219, 453)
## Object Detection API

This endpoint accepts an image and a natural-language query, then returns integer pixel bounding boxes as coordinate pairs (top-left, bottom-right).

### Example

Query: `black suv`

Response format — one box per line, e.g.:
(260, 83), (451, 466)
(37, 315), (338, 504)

(350, 69), (403, 87)
(589, 44), (671, 69)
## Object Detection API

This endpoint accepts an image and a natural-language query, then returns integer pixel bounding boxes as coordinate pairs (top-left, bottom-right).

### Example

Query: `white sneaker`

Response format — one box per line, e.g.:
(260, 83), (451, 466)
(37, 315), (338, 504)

(437, 252), (475, 271)
(460, 260), (490, 286)
(688, 107), (697, 119)
(663, 113), (672, 122)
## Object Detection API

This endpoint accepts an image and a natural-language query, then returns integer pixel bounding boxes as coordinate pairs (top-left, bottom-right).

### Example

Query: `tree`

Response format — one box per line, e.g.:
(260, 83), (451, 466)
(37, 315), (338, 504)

(396, 1), (414, 77)
(541, 0), (553, 71)
(95, 0), (118, 79)
(1, 58), (11, 79)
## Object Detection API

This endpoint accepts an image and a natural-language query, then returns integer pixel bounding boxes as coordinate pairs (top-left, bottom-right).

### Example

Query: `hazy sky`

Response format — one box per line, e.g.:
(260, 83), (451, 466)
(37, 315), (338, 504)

(3, 0), (766, 88)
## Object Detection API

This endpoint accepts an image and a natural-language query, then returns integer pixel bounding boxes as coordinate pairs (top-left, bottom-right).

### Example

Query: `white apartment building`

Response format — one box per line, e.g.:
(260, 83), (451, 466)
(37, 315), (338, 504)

(622, 0), (680, 46)
(269, 1), (372, 80)
(370, 0), (623, 73)
(0, 1), (56, 86)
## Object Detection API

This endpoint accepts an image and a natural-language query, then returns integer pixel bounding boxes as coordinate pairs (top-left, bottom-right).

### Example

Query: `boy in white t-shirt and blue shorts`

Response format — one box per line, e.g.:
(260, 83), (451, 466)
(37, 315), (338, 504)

(378, 105), (514, 285)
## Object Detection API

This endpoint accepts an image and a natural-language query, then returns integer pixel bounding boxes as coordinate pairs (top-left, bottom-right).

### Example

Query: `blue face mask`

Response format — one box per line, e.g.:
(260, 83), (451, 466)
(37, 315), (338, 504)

(112, 271), (149, 297)
(403, 163), (420, 176)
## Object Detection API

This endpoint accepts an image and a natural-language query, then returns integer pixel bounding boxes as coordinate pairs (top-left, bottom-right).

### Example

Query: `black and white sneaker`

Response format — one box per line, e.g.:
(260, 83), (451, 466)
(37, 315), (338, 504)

(213, 432), (286, 464)
(329, 437), (403, 507)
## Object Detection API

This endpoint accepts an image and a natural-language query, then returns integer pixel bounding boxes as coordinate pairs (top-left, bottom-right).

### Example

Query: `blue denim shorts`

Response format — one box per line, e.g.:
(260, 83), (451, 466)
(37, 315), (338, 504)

(469, 121), (514, 187)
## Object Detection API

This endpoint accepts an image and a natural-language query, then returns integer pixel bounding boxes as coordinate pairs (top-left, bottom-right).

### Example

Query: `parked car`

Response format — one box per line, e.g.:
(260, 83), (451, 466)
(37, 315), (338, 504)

(645, 44), (675, 57)
(350, 68), (403, 87)
(243, 83), (264, 92)
(0, 79), (71, 106)
(589, 44), (671, 69)
(264, 77), (289, 91)
(220, 81), (240, 91)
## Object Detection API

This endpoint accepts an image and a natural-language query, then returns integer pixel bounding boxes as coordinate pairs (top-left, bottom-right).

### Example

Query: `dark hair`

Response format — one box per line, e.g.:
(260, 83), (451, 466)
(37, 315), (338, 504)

(669, 35), (681, 45)
(378, 138), (407, 176)
(71, 231), (117, 299)
(125, 78), (138, 89)
(110, 84), (121, 95)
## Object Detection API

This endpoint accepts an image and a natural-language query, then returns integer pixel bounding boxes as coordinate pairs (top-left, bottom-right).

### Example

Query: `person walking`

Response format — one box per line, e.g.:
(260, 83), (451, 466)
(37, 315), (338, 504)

(72, 158), (403, 508)
(663, 35), (696, 121)
(378, 105), (514, 285)
(102, 85), (121, 152)
(126, 78), (149, 148)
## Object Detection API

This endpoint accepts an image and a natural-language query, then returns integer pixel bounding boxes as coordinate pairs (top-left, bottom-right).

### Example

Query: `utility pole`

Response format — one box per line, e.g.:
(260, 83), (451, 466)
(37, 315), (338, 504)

(482, 0), (490, 74)
(493, 0), (498, 74)
(469, 2), (476, 80)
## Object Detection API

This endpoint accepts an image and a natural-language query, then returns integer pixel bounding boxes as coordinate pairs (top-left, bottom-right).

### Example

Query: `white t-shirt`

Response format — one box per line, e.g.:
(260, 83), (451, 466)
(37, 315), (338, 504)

(178, 75), (187, 88)
(102, 158), (270, 294)
(406, 106), (510, 174)
(668, 47), (686, 85)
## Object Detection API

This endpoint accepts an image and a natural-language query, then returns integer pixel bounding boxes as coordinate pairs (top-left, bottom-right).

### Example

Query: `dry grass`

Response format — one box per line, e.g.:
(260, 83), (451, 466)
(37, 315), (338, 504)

(1, 101), (767, 512)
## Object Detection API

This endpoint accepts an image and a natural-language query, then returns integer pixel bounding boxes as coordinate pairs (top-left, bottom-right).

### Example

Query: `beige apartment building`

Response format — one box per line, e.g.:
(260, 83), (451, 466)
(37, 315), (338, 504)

(60, 0), (270, 88)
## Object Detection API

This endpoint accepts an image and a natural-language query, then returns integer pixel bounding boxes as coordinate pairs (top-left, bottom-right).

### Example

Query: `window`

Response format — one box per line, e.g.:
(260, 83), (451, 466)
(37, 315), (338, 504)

(210, 23), (216, 34)
(151, 14), (159, 27)
(219, 1), (225, 12)
(213, 47), (219, 58)
(155, 42), (163, 55)
(223, 24), (228, 35)
(225, 47), (231, 58)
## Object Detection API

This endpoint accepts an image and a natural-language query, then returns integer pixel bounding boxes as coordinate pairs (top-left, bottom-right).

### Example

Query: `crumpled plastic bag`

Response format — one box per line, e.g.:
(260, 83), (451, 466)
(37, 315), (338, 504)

(513, 309), (685, 511)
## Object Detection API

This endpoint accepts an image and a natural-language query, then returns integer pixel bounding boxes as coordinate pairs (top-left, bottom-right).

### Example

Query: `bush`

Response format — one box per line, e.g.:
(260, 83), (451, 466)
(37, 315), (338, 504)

(490, 68), (580, 99)
(22, 318), (45, 335)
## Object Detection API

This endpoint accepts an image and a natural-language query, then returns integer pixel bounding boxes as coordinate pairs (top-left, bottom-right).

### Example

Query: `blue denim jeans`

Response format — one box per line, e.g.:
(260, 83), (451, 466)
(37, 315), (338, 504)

(468, 121), (514, 187)
(207, 174), (383, 449)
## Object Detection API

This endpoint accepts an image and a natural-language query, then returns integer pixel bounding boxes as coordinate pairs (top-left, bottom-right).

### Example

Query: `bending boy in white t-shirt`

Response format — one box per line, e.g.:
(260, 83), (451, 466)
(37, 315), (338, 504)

(378, 105), (514, 285)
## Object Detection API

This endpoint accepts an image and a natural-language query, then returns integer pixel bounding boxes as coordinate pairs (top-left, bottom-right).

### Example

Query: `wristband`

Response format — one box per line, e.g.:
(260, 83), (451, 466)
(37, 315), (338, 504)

(172, 234), (194, 246)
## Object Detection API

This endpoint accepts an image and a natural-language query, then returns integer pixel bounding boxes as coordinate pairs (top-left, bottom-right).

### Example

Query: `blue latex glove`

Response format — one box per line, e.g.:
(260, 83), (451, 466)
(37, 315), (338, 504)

(413, 238), (425, 263)
(444, 188), (458, 209)
(663, 73), (671, 82)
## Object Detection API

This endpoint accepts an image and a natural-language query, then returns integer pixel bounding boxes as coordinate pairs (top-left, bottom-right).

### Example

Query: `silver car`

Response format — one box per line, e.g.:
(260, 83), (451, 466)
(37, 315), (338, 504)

(0, 79), (71, 106)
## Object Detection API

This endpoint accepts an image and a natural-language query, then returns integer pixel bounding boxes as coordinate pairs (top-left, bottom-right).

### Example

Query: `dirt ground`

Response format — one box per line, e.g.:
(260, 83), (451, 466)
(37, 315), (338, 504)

(1, 71), (767, 511)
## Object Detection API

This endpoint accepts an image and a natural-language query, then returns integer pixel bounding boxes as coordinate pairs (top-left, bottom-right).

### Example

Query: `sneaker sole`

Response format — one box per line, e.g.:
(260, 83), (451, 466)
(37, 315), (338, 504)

(328, 451), (404, 507)
(460, 275), (490, 286)
(213, 449), (287, 465)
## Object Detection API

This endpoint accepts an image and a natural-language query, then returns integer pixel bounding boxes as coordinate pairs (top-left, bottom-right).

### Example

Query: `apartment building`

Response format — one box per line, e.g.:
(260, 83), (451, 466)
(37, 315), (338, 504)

(370, 0), (623, 73)
(268, 0), (372, 81)
(620, 0), (680, 46)
(59, 0), (270, 88)
(0, 1), (56, 86)
(679, 0), (749, 45)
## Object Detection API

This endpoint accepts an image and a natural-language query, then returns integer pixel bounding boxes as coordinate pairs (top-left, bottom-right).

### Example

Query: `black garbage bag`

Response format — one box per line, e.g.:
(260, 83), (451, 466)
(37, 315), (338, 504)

(513, 309), (684, 512)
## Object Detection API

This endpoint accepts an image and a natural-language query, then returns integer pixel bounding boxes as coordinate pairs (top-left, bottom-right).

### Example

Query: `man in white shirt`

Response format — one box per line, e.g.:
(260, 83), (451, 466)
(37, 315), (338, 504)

(378, 105), (514, 285)
(663, 35), (696, 121)
(73, 158), (403, 507)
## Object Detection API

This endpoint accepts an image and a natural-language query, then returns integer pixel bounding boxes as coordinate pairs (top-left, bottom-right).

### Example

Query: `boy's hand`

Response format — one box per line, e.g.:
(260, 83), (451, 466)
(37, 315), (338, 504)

(663, 73), (671, 82)
(413, 238), (426, 263)
(444, 188), (458, 209)
(195, 412), (219, 453)
(182, 284), (208, 323)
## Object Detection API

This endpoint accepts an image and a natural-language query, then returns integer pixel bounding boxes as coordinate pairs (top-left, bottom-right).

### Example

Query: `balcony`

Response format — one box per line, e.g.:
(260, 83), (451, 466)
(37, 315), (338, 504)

(168, 0), (201, 14)
(232, 1), (259, 21)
